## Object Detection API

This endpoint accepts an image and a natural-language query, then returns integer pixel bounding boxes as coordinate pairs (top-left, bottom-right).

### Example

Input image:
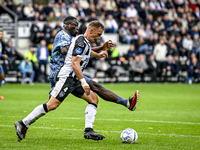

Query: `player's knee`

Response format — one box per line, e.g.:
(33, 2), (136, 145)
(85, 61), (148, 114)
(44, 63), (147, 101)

(89, 80), (103, 93)
(90, 91), (99, 105)
(46, 101), (60, 111)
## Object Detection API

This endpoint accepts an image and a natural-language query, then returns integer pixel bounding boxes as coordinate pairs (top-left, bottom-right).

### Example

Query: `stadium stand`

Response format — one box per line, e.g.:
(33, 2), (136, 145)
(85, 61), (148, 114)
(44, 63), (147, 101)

(0, 1), (200, 83)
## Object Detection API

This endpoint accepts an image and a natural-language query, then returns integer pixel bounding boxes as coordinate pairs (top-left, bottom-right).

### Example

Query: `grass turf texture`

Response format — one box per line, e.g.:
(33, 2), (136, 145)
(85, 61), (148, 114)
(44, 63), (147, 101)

(0, 83), (199, 150)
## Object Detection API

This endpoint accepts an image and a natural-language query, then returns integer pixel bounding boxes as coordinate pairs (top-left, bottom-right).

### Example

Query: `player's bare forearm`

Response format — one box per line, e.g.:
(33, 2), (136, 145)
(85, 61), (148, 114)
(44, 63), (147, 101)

(91, 40), (115, 52)
(71, 56), (84, 80)
(61, 45), (70, 55)
(90, 51), (108, 58)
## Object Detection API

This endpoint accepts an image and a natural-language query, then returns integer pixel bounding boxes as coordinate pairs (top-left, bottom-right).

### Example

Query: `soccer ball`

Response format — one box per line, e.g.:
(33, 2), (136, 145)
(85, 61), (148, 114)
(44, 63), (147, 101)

(120, 128), (138, 144)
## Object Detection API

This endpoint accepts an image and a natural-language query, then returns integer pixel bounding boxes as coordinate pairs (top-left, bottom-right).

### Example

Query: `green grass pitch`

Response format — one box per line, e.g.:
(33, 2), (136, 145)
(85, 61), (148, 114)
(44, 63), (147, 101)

(0, 83), (199, 150)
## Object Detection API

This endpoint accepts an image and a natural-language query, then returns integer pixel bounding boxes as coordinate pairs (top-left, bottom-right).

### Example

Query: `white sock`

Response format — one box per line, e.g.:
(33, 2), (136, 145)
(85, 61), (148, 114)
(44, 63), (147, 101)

(22, 104), (47, 128)
(85, 104), (97, 129)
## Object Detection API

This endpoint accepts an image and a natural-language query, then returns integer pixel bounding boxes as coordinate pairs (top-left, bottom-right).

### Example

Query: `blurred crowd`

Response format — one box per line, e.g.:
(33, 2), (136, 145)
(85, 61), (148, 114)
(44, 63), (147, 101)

(1, 0), (200, 83)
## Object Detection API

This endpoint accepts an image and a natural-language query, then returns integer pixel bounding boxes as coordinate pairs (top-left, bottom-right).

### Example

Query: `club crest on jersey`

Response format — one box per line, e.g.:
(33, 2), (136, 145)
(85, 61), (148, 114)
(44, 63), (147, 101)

(75, 47), (82, 54)
(78, 42), (84, 47)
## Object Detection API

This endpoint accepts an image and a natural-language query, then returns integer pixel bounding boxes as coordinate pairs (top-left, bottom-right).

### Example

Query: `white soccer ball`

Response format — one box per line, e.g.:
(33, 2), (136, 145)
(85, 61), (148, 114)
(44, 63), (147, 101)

(120, 128), (138, 144)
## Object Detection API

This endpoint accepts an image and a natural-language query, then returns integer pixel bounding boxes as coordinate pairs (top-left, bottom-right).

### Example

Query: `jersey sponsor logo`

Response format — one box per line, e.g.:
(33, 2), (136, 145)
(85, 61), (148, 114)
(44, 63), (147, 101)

(75, 47), (82, 54)
(59, 91), (65, 97)
(78, 42), (84, 47)
(63, 87), (68, 92)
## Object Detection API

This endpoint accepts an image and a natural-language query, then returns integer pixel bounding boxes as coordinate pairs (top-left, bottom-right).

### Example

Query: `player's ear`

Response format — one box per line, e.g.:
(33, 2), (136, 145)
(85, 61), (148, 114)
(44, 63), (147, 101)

(89, 28), (94, 34)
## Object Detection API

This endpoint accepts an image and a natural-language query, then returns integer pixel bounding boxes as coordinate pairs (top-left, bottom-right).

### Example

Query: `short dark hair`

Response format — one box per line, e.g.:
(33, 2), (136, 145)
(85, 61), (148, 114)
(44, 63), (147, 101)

(88, 21), (104, 30)
(63, 16), (77, 24)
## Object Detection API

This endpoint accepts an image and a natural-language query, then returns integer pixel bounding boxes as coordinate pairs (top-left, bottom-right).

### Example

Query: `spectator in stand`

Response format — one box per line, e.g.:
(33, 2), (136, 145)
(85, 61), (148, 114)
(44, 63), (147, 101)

(37, 4), (45, 16)
(47, 29), (58, 55)
(193, 34), (200, 54)
(30, 20), (44, 46)
(106, 0), (117, 14)
(127, 44), (138, 62)
(145, 23), (153, 39)
(105, 14), (118, 33)
(129, 23), (138, 40)
(149, 0), (160, 11)
(53, 3), (61, 18)
(24, 45), (37, 65)
(193, 6), (200, 21)
(153, 16), (165, 33)
(168, 7), (178, 22)
(126, 3), (138, 19)
(167, 42), (179, 57)
(46, 11), (57, 21)
(0, 29), (7, 99)
(129, 55), (148, 82)
(95, 57), (119, 83)
(187, 56), (200, 83)
(54, 20), (62, 32)
(44, 2), (54, 16)
(181, 13), (188, 29)
(36, 40), (49, 82)
(60, 2), (68, 17)
(77, 3), (86, 18)
(112, 7), (121, 22)
(99, 14), (106, 27)
(4, 39), (17, 71)
(79, 0), (89, 11)
(147, 54), (157, 82)
(153, 39), (168, 82)
(15, 5), (24, 20)
(119, 22), (132, 44)
(95, 4), (102, 17)
(68, 3), (79, 17)
(23, 2), (35, 20)
(107, 44), (119, 60)
(138, 24), (148, 39)
(43, 21), (52, 44)
(18, 57), (35, 85)
(88, 12), (97, 22)
(162, 55), (178, 82)
(182, 33), (193, 57)
(79, 23), (87, 34)
(140, 0), (149, 20)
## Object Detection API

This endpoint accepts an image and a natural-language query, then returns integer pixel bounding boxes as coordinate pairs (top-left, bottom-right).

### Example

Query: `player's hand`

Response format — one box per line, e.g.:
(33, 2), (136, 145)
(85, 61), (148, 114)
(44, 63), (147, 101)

(80, 78), (90, 95)
(2, 54), (7, 59)
(83, 86), (90, 95)
(98, 51), (108, 58)
(102, 40), (115, 50)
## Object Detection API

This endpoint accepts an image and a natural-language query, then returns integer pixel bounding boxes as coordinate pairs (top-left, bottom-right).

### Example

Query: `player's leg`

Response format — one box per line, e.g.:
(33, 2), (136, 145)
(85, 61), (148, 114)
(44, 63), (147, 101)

(0, 65), (5, 100)
(14, 77), (67, 141)
(72, 86), (104, 140)
(84, 75), (139, 110)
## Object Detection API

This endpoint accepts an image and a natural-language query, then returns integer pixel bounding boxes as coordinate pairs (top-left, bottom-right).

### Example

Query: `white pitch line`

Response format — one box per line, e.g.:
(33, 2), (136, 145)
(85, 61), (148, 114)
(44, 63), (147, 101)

(0, 116), (199, 125)
(1, 125), (200, 138)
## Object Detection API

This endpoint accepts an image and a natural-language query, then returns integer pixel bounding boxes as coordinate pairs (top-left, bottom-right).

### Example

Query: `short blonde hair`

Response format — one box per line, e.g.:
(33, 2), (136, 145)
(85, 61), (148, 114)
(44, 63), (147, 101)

(88, 21), (104, 30)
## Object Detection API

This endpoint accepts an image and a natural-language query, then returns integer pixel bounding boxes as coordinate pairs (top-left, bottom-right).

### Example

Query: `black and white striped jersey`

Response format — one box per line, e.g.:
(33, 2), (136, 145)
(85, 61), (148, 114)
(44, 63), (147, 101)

(57, 34), (91, 78)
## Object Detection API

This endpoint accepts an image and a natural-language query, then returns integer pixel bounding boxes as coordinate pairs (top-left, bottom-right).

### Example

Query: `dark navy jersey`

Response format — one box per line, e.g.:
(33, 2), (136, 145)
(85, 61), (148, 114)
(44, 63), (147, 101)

(48, 30), (73, 79)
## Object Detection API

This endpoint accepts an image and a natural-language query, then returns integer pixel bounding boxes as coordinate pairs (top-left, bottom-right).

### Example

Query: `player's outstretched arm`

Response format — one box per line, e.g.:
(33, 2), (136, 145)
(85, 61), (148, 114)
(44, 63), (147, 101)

(91, 40), (115, 52)
(90, 50), (108, 58)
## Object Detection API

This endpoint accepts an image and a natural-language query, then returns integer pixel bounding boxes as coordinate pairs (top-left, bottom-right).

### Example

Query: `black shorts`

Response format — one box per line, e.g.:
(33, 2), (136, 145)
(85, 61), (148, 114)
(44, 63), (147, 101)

(50, 77), (85, 102)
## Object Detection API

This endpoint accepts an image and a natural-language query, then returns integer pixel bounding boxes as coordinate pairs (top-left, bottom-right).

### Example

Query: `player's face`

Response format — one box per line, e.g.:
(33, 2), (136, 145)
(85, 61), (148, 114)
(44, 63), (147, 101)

(89, 28), (103, 43)
(64, 19), (79, 37)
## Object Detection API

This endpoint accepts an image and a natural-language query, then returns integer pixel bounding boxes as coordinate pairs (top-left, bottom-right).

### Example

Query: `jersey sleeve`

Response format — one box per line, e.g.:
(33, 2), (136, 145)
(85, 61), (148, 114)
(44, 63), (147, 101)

(72, 36), (87, 57)
(59, 32), (71, 49)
